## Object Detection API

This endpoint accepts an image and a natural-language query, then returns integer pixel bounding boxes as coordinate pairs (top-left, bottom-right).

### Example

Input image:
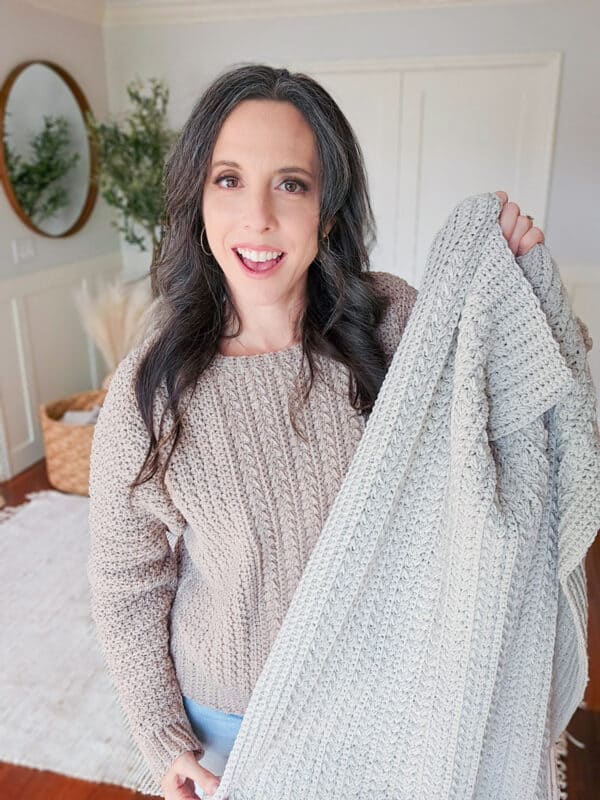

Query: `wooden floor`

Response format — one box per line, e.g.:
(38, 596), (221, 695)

(1, 459), (599, 799)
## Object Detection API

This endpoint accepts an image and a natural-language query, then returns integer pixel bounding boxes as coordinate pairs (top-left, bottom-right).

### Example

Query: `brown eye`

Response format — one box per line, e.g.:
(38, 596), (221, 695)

(214, 175), (238, 188)
(282, 180), (303, 193)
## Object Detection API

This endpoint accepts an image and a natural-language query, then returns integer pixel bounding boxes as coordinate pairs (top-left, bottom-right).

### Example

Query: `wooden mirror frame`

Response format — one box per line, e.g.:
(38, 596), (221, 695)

(0, 59), (98, 238)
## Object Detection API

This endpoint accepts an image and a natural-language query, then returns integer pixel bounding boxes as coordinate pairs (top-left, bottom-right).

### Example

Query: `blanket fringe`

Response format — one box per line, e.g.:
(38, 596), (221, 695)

(556, 729), (569, 799)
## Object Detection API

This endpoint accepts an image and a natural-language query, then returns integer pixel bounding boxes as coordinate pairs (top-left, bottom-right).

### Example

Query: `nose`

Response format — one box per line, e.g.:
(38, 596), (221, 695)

(241, 185), (277, 231)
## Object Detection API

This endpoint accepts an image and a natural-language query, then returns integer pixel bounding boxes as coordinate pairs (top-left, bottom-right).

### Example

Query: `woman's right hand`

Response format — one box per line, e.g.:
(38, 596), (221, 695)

(160, 749), (222, 799)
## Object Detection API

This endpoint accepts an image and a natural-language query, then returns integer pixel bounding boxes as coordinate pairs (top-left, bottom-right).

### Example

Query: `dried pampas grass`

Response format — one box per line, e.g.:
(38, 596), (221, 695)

(73, 275), (156, 376)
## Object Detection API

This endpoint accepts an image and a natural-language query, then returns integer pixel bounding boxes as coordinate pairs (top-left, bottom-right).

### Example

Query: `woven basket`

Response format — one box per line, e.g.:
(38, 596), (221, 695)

(39, 388), (108, 496)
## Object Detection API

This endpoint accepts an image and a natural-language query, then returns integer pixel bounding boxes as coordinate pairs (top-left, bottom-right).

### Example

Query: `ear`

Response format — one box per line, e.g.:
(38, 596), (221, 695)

(323, 218), (335, 237)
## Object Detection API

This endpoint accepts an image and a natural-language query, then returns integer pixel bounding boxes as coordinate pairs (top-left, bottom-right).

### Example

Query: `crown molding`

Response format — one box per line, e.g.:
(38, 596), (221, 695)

(21, 0), (105, 25)
(103, 0), (554, 27)
(18, 0), (556, 26)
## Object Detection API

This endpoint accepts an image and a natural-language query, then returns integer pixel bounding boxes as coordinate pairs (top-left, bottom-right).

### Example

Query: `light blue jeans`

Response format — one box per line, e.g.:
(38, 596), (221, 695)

(182, 695), (244, 798)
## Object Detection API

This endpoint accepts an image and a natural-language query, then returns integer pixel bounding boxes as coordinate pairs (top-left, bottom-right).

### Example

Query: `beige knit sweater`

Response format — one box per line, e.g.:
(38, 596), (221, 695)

(86, 270), (417, 786)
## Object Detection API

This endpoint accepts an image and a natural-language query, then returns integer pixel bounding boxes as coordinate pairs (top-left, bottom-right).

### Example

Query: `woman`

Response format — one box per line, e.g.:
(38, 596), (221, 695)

(86, 62), (543, 800)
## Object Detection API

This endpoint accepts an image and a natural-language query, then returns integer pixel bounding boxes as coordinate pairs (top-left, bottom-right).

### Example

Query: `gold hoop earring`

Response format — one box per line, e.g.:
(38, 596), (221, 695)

(200, 225), (212, 257)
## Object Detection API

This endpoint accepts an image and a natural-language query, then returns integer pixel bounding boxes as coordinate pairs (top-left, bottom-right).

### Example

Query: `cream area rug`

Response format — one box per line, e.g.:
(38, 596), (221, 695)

(0, 489), (159, 796)
(0, 489), (577, 798)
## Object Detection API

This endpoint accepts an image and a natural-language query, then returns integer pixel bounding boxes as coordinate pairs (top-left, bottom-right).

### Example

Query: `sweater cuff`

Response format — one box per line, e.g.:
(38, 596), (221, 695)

(137, 718), (206, 789)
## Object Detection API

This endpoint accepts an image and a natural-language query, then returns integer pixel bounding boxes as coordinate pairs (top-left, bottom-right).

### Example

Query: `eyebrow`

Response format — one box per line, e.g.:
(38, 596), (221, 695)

(211, 160), (314, 178)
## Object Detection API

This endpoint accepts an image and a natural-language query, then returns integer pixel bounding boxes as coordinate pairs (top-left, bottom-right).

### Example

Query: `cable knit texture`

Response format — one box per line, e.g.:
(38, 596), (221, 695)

(203, 191), (599, 800)
(86, 268), (417, 791)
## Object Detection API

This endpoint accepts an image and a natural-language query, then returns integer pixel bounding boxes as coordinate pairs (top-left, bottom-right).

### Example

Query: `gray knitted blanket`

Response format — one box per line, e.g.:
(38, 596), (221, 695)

(211, 191), (600, 800)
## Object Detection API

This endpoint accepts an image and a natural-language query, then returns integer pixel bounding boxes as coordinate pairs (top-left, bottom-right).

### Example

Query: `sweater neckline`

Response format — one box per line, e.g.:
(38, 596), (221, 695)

(211, 340), (303, 366)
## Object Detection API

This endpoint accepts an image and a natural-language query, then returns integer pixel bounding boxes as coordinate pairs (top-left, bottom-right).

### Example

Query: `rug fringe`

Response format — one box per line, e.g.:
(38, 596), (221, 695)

(24, 489), (64, 502)
(112, 699), (162, 796)
(129, 746), (161, 796)
(0, 490), (64, 527)
(0, 504), (21, 525)
(0, 751), (157, 793)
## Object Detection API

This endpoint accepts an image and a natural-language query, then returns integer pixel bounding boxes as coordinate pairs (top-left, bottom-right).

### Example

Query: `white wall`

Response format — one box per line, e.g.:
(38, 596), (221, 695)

(102, 0), (600, 275)
(0, 1), (121, 480)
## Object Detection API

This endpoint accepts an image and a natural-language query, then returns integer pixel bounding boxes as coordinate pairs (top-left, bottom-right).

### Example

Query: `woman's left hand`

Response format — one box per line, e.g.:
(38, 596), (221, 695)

(495, 190), (545, 257)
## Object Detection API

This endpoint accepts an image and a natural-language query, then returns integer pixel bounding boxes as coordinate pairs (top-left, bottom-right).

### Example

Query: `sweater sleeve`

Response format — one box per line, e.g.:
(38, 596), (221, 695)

(368, 270), (419, 364)
(86, 346), (205, 790)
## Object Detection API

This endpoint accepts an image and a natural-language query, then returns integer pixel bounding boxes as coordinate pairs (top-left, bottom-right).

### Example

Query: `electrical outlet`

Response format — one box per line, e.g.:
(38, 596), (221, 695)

(11, 237), (36, 264)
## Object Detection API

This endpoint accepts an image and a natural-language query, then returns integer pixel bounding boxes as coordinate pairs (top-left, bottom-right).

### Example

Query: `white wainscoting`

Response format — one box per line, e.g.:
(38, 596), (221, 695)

(0, 253), (121, 481)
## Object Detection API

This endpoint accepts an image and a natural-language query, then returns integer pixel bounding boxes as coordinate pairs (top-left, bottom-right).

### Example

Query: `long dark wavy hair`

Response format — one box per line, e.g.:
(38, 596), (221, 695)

(130, 62), (395, 496)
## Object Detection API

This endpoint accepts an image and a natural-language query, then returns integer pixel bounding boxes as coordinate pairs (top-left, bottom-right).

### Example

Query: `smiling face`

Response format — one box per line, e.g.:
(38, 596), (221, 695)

(202, 98), (331, 320)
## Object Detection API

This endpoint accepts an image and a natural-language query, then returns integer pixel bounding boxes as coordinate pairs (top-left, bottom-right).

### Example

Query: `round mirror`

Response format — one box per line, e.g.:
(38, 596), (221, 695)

(0, 60), (97, 237)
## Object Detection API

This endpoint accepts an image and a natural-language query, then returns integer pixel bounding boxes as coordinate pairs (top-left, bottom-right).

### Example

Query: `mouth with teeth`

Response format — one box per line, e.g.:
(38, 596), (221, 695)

(233, 247), (286, 276)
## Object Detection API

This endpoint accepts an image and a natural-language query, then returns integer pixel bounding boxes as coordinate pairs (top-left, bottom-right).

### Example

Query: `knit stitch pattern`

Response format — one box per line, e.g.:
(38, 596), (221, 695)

(204, 191), (600, 800)
(86, 269), (417, 790)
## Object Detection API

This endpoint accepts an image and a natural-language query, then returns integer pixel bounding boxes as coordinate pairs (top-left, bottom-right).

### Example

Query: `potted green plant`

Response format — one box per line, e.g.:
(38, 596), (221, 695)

(75, 77), (177, 384)
(85, 76), (179, 295)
